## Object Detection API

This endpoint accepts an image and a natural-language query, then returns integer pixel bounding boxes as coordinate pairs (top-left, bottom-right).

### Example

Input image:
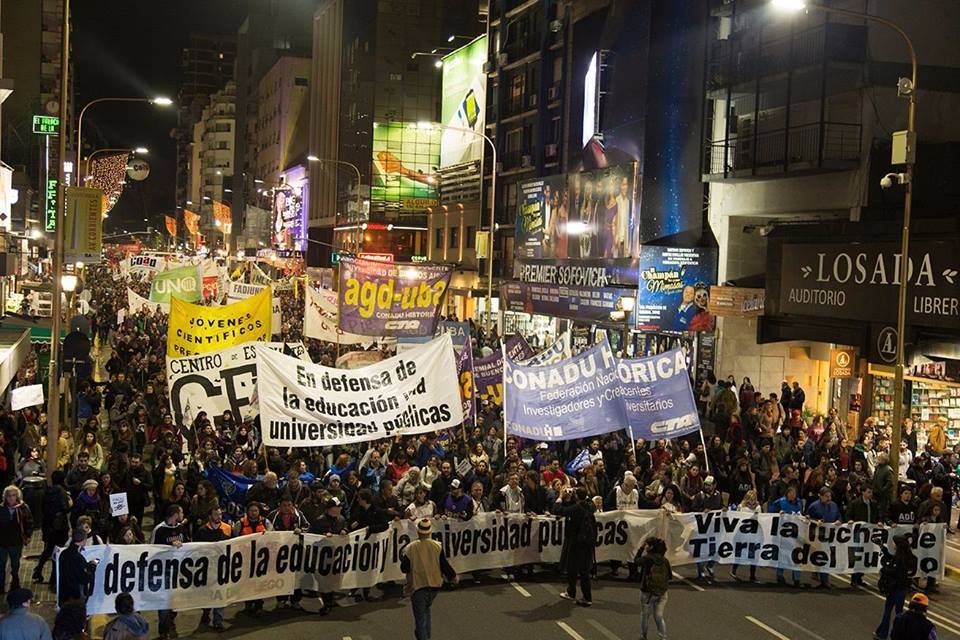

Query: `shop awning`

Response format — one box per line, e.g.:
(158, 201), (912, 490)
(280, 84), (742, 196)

(0, 328), (32, 392)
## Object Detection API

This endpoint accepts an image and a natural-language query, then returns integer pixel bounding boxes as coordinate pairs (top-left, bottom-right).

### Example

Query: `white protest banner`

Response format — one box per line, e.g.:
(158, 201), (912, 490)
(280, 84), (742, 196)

(303, 286), (369, 345)
(11, 384), (44, 411)
(127, 289), (169, 315)
(257, 334), (463, 447)
(251, 262), (272, 285)
(128, 255), (166, 274)
(109, 492), (129, 516)
(81, 510), (945, 615)
(228, 281), (281, 334)
(167, 342), (311, 428)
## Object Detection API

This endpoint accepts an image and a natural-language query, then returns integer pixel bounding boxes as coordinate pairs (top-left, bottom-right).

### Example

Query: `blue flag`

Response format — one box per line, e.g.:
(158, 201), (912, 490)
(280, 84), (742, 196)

(204, 463), (256, 520)
(564, 449), (591, 475)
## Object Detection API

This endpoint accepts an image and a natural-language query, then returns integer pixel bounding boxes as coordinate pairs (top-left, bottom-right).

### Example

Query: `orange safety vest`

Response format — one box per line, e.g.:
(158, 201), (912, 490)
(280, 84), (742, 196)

(238, 516), (266, 536)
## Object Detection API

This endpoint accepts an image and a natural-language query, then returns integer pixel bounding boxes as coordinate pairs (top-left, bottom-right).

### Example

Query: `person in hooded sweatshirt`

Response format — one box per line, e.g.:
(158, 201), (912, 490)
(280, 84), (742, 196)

(103, 592), (149, 640)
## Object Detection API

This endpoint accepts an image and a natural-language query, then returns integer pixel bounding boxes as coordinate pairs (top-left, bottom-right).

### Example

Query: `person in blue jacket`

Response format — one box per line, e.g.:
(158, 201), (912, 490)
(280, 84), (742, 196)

(769, 485), (803, 587)
(806, 486), (841, 588)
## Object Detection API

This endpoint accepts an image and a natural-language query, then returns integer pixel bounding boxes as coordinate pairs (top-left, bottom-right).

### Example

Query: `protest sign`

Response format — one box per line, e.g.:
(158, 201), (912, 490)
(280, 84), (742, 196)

(338, 257), (452, 337)
(150, 264), (202, 304)
(303, 286), (369, 345)
(521, 331), (570, 366)
(616, 348), (701, 440)
(504, 338), (627, 441)
(437, 321), (471, 351)
(166, 341), (311, 427)
(472, 335), (534, 406)
(167, 287), (272, 357)
(11, 384), (44, 411)
(227, 281), (281, 334)
(127, 289), (169, 315)
(251, 262), (272, 285)
(109, 493), (129, 516)
(81, 510), (946, 615)
(456, 342), (476, 427)
(256, 334), (462, 447)
(128, 255), (166, 274)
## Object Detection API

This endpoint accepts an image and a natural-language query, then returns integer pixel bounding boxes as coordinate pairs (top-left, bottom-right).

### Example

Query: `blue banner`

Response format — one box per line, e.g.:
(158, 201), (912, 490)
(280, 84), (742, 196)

(616, 348), (701, 440)
(504, 338), (627, 441)
(204, 463), (257, 520)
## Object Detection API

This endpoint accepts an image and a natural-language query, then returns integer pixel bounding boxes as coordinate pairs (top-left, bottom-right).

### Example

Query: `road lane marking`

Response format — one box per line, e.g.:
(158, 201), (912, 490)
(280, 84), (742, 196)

(586, 619), (622, 640)
(672, 570), (705, 592)
(745, 616), (792, 640)
(777, 615), (829, 640)
(557, 622), (587, 640)
(509, 580), (532, 597)
(835, 575), (960, 637)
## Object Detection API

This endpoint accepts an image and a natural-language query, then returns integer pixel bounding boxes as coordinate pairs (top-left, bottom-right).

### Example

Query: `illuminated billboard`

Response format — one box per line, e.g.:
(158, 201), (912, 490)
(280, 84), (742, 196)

(440, 36), (487, 167)
(371, 122), (440, 209)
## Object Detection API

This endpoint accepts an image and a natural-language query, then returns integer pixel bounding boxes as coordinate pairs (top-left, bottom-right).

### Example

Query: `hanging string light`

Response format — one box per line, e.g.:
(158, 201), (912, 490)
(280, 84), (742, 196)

(88, 152), (129, 213)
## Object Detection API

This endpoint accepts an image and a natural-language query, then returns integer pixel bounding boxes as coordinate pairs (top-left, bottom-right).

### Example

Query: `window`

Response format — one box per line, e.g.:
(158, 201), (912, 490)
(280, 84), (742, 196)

(450, 227), (459, 248)
(466, 226), (476, 248)
(294, 77), (308, 86)
(435, 228), (443, 249)
(390, 73), (402, 81)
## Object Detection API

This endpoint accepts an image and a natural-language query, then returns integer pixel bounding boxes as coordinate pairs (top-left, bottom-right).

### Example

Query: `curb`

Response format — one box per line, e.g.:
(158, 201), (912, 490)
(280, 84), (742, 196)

(946, 564), (960, 580)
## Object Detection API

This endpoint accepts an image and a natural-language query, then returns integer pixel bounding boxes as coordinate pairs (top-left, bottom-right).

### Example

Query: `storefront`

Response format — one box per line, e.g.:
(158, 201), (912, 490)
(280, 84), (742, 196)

(762, 219), (960, 441)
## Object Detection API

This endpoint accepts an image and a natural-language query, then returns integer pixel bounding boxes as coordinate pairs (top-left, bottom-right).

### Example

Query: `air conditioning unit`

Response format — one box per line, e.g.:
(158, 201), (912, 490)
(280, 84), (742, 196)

(550, 19), (563, 33)
(548, 85), (560, 101)
(528, 93), (538, 107)
(521, 155), (532, 167)
(497, 53), (509, 66)
(545, 143), (557, 158)
(482, 61), (494, 74)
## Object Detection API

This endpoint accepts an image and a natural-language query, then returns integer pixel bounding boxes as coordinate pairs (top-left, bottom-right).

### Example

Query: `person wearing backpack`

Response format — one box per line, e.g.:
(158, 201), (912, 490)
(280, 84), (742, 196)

(553, 486), (597, 606)
(637, 537), (671, 640)
(874, 535), (916, 640)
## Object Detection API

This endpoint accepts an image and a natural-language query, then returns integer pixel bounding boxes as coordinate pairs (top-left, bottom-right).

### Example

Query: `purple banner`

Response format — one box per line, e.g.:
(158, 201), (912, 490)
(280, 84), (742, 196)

(457, 343), (476, 427)
(338, 257), (453, 337)
(472, 335), (534, 406)
(500, 280), (636, 324)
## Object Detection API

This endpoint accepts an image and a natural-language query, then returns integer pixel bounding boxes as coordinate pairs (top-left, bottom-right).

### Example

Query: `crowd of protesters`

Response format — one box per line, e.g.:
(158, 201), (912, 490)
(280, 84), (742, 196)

(0, 259), (955, 640)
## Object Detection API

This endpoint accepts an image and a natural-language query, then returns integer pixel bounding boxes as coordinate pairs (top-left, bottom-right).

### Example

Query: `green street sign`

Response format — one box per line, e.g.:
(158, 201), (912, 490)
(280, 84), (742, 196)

(331, 251), (340, 265)
(32, 115), (60, 136)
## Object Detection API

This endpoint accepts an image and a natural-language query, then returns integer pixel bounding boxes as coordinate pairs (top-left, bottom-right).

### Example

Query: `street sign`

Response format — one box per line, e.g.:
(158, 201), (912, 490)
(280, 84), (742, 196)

(32, 115), (60, 136)
(331, 251), (340, 265)
(829, 348), (856, 378)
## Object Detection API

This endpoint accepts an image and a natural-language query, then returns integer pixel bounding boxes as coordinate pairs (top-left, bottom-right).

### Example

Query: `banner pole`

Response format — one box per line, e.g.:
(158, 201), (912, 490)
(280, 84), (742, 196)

(698, 428), (710, 475)
(501, 340), (508, 458)
(628, 426), (638, 473)
(261, 442), (270, 474)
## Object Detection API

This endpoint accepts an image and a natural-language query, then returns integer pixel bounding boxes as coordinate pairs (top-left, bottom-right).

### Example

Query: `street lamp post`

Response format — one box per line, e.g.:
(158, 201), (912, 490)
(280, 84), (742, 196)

(75, 96), (171, 185)
(306, 156), (363, 254)
(47, 0), (70, 480)
(773, 0), (917, 498)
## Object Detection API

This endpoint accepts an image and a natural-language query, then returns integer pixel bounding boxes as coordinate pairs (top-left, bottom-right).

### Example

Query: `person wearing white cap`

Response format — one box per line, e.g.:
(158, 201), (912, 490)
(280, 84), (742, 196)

(442, 479), (474, 521)
(400, 518), (458, 640)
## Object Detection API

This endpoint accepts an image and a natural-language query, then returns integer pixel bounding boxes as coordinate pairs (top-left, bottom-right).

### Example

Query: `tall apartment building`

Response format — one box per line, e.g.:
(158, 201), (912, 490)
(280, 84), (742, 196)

(1, 0), (70, 231)
(195, 81), (236, 244)
(173, 32), (237, 219)
(308, 0), (481, 266)
(703, 0), (960, 415)
(230, 1), (314, 252)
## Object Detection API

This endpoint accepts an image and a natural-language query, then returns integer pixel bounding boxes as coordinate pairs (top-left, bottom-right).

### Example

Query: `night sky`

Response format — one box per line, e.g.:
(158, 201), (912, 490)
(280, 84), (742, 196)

(72, 1), (242, 235)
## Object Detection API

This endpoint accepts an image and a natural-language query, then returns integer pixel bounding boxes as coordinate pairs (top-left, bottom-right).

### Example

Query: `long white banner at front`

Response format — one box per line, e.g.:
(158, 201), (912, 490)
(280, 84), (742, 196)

(256, 334), (463, 447)
(81, 510), (944, 614)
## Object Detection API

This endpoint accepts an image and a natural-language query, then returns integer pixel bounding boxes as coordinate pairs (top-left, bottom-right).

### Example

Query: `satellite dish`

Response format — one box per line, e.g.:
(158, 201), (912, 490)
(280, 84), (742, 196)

(126, 159), (151, 181)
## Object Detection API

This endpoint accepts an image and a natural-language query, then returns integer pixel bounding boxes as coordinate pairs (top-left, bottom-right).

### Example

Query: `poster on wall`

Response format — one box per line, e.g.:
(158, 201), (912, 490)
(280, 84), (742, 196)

(371, 122), (440, 210)
(636, 246), (717, 332)
(440, 36), (487, 166)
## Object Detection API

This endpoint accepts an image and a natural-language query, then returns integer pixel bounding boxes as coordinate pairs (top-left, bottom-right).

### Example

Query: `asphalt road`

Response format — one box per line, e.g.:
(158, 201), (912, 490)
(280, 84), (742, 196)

(14, 560), (960, 640)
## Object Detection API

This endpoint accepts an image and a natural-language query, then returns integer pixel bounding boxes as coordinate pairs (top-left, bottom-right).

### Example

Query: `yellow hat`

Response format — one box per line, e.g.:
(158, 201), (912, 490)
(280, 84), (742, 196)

(910, 592), (929, 607)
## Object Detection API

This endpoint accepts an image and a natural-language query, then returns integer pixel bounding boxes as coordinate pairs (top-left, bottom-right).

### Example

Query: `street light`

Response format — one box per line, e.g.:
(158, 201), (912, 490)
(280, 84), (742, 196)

(307, 156), (364, 253)
(411, 120), (498, 333)
(75, 96), (173, 184)
(772, 0), (917, 499)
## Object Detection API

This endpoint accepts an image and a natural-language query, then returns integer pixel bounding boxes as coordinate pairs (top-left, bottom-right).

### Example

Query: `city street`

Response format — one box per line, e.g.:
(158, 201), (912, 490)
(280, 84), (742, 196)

(17, 558), (960, 639)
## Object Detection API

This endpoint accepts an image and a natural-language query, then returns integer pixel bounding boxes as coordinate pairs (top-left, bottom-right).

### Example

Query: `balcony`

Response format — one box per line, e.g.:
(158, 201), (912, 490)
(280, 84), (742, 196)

(703, 121), (861, 180)
(706, 22), (866, 93)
